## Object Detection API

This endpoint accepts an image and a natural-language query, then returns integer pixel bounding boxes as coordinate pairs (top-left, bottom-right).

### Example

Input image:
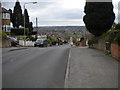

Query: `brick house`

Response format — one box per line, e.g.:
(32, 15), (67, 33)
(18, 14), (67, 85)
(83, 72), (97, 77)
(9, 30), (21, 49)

(1, 7), (11, 32)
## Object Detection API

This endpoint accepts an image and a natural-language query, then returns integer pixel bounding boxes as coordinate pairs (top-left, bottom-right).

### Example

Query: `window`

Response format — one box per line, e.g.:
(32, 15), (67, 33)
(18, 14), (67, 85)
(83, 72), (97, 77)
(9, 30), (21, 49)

(6, 13), (10, 19)
(2, 25), (6, 31)
(2, 13), (10, 19)
(2, 25), (10, 32)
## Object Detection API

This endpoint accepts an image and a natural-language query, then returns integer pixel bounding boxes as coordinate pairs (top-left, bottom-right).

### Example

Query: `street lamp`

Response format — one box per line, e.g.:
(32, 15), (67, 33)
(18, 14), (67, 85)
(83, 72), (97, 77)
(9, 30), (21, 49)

(24, 2), (37, 46)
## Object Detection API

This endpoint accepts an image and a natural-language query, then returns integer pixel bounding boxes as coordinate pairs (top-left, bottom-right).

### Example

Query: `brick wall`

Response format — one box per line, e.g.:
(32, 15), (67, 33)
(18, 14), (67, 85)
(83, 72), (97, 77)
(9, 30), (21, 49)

(111, 43), (120, 59)
(0, 39), (11, 48)
(2, 19), (10, 25)
(80, 40), (86, 46)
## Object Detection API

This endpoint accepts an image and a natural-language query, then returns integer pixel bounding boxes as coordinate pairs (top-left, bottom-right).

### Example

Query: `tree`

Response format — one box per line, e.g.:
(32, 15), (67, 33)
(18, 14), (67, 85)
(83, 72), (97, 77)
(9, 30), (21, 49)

(13, 0), (23, 28)
(115, 23), (120, 30)
(29, 22), (33, 35)
(24, 9), (30, 28)
(83, 1), (115, 36)
(8, 9), (14, 24)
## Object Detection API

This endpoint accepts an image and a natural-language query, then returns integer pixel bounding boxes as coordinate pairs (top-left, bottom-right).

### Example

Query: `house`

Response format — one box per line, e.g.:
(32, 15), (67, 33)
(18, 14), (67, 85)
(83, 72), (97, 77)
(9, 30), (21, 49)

(1, 7), (10, 32)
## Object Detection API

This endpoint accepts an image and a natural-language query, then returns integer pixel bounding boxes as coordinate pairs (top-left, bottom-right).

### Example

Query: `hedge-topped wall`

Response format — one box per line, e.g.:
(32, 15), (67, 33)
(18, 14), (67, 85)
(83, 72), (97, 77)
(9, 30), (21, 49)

(88, 29), (120, 60)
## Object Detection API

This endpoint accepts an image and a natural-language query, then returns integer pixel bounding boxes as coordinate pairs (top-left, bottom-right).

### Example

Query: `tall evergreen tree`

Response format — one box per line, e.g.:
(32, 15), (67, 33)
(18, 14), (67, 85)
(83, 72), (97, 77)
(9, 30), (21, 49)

(83, 1), (115, 36)
(8, 9), (13, 23)
(29, 22), (33, 35)
(24, 9), (30, 28)
(13, 0), (23, 28)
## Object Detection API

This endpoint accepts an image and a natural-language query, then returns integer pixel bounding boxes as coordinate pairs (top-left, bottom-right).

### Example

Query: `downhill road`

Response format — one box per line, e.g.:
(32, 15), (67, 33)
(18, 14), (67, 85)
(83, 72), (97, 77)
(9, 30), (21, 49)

(2, 45), (70, 88)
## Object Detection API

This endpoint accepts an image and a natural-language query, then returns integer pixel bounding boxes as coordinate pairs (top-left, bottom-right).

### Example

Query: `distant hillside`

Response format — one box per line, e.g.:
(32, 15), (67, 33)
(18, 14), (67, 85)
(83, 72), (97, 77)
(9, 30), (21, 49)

(33, 26), (91, 39)
(34, 26), (87, 34)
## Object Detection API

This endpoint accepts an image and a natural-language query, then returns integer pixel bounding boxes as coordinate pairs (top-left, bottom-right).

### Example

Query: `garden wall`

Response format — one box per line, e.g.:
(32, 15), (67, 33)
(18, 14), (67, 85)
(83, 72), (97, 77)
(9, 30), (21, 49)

(80, 40), (87, 46)
(93, 39), (106, 51)
(111, 43), (120, 60)
(1, 39), (11, 48)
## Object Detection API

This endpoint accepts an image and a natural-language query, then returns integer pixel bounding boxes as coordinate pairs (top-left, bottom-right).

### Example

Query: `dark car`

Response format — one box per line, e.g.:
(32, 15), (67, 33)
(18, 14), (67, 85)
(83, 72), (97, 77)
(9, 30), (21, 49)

(34, 39), (48, 47)
(7, 36), (19, 46)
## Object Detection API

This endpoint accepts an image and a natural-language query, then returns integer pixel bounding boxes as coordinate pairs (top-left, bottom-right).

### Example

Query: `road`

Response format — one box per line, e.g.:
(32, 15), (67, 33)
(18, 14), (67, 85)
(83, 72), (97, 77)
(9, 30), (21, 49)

(2, 45), (70, 88)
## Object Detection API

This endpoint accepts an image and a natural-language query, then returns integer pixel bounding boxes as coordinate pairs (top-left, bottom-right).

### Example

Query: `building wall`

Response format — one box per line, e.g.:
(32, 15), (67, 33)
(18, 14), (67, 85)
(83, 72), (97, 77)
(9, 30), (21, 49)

(2, 19), (10, 25)
(2, 11), (10, 32)
(0, 7), (2, 31)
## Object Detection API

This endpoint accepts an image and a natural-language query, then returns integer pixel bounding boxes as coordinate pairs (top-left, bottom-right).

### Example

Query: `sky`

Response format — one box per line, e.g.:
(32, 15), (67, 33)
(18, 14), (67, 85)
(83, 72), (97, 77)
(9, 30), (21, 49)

(1, 0), (120, 26)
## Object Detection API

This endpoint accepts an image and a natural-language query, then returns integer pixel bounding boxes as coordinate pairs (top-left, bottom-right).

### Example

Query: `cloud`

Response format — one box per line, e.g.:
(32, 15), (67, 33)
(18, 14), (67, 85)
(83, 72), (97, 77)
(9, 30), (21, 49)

(1, 0), (119, 26)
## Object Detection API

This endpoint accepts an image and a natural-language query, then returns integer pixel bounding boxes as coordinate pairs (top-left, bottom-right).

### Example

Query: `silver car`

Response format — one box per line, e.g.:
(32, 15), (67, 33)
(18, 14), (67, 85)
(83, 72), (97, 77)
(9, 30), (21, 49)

(34, 39), (48, 47)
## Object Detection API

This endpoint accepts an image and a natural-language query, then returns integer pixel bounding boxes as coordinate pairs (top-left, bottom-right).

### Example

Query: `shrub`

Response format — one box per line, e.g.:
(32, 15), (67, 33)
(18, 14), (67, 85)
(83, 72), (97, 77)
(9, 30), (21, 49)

(108, 30), (118, 43)
(11, 28), (29, 35)
(114, 30), (120, 45)
(76, 41), (80, 46)
(47, 36), (58, 45)
(0, 31), (7, 39)
(29, 36), (37, 41)
(5, 32), (11, 35)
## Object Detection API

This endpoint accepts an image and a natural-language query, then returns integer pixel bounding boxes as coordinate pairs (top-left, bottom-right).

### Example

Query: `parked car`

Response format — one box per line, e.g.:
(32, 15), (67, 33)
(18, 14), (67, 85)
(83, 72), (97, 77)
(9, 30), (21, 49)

(34, 39), (48, 47)
(7, 36), (19, 46)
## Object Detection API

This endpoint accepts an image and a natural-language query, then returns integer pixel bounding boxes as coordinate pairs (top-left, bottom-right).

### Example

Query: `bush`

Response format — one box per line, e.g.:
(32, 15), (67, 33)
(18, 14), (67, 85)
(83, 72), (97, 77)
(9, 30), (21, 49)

(29, 36), (37, 41)
(108, 30), (118, 43)
(63, 40), (68, 44)
(76, 41), (80, 46)
(5, 32), (11, 35)
(115, 24), (120, 30)
(0, 31), (7, 39)
(47, 36), (58, 45)
(114, 30), (120, 45)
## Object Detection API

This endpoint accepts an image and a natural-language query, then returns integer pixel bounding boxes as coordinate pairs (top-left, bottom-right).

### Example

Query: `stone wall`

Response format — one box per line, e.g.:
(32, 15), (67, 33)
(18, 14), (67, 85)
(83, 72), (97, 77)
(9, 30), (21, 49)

(93, 39), (106, 51)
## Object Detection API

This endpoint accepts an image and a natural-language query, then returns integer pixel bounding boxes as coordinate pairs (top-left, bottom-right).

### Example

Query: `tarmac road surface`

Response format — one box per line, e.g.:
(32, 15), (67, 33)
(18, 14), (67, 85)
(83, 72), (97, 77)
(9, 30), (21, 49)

(2, 45), (70, 88)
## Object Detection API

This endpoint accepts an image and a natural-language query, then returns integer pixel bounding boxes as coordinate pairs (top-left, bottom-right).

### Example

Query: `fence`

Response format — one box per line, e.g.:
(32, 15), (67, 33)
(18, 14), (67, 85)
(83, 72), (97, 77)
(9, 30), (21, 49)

(19, 40), (35, 46)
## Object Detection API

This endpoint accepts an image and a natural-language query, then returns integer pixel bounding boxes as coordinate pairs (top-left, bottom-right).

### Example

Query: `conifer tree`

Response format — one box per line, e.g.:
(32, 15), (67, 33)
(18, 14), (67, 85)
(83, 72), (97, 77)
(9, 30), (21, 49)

(29, 22), (33, 35)
(24, 9), (30, 28)
(83, 1), (115, 36)
(13, 0), (23, 28)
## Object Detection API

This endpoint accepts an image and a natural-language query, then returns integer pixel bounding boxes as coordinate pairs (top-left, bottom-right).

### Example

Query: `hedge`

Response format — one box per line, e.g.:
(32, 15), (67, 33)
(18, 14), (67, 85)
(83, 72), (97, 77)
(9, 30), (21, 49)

(11, 28), (29, 35)
(88, 29), (120, 46)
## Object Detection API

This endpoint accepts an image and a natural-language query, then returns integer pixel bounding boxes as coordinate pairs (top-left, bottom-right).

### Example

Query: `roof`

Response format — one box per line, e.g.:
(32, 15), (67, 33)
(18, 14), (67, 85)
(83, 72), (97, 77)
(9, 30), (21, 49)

(1, 7), (10, 13)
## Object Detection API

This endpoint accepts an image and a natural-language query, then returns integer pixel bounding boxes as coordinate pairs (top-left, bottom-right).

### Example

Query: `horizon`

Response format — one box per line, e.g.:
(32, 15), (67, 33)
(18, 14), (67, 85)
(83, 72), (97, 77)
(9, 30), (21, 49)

(33, 25), (86, 27)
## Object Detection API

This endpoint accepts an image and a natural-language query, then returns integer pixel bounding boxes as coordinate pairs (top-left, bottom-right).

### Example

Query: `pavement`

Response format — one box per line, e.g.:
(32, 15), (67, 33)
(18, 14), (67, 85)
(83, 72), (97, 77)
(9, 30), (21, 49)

(65, 46), (118, 88)
(0, 48), (2, 90)
(2, 47), (28, 53)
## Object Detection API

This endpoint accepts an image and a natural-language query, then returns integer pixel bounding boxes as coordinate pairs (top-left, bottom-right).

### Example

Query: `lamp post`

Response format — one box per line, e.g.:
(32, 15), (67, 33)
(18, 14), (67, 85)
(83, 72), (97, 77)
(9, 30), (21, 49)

(36, 17), (38, 36)
(24, 2), (37, 46)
